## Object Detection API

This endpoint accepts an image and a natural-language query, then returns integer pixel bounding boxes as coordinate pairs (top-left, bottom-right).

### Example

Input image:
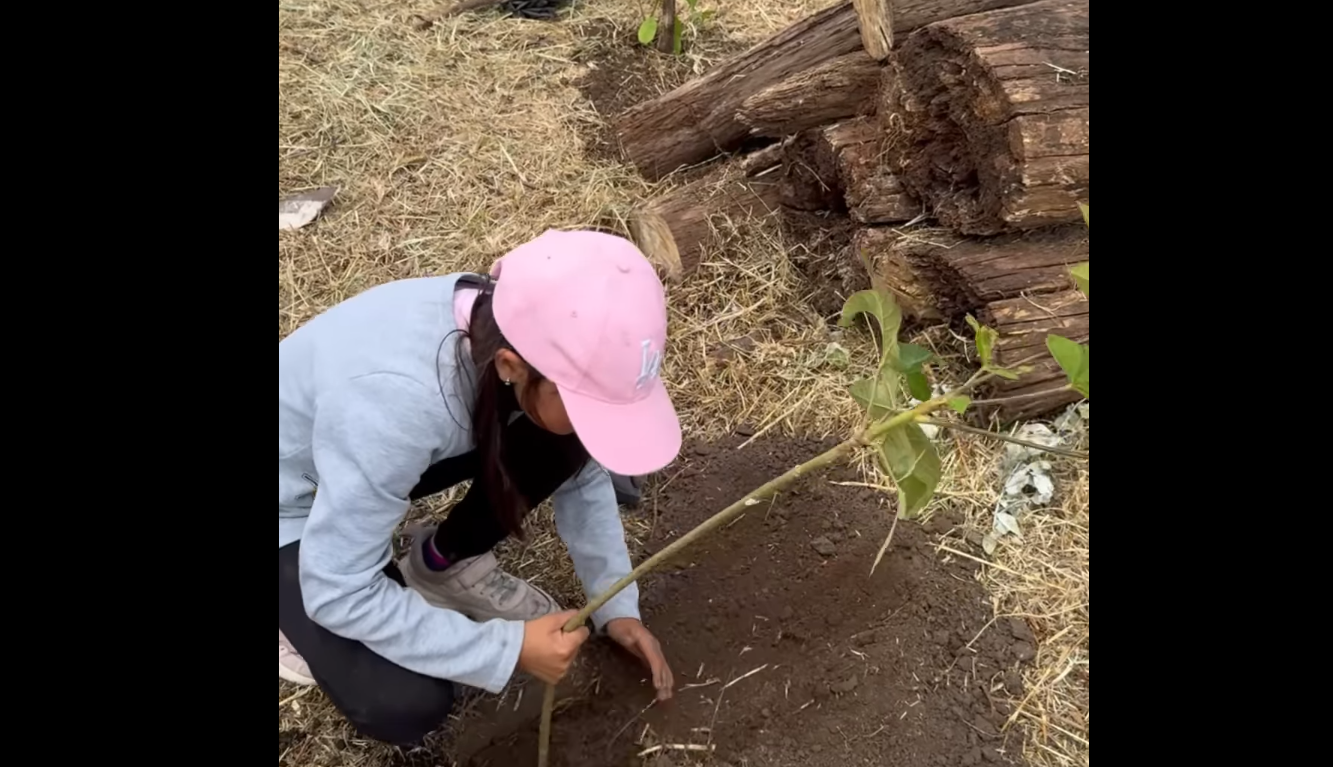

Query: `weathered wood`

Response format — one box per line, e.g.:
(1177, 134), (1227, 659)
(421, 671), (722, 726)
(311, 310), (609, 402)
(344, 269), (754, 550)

(645, 169), (784, 273)
(849, 169), (919, 224)
(775, 126), (849, 212)
(854, 0), (895, 59)
(736, 52), (881, 138)
(888, 0), (1089, 234)
(741, 140), (786, 177)
(982, 359), (1083, 422)
(980, 289), (1087, 421)
(613, 0), (1040, 180)
(854, 223), (1088, 320)
(827, 117), (920, 224)
(773, 117), (919, 219)
(984, 288), (1088, 356)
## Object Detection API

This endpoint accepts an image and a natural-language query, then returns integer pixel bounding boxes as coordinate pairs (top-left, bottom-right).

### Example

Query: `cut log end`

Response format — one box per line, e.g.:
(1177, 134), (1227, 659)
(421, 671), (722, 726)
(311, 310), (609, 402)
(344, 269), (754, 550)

(980, 288), (1088, 421)
(644, 170), (785, 274)
(774, 117), (920, 221)
(891, 0), (1089, 234)
(856, 223), (1088, 321)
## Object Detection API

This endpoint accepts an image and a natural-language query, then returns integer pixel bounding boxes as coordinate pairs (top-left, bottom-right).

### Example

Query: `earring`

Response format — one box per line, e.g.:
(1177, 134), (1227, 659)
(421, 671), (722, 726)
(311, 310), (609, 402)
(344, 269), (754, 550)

(503, 379), (512, 386)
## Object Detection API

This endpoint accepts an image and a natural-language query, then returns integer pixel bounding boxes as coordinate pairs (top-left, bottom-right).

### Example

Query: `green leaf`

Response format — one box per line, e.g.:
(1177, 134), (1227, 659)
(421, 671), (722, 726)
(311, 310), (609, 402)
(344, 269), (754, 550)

(987, 366), (1021, 381)
(685, 0), (698, 9)
(699, 8), (716, 21)
(906, 371), (932, 402)
(637, 17), (658, 45)
(948, 395), (972, 414)
(1069, 262), (1089, 298)
(1047, 334), (1090, 398)
(850, 375), (899, 420)
(965, 314), (998, 367)
(1079, 203), (1089, 227)
(894, 343), (933, 373)
(876, 423), (941, 520)
(840, 289), (903, 366)
(673, 17), (684, 54)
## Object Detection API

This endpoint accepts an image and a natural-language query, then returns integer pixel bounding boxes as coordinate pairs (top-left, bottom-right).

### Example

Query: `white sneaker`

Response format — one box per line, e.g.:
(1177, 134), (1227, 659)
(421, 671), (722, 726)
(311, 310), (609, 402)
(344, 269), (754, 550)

(399, 526), (561, 622)
(279, 629), (315, 686)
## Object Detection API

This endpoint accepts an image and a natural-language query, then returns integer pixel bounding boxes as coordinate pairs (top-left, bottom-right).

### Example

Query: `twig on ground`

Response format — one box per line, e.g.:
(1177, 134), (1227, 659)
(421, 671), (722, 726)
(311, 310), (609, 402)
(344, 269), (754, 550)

(870, 513), (900, 575)
(638, 744), (715, 757)
(608, 700), (657, 751)
(723, 664), (769, 690)
(679, 678), (720, 691)
(937, 544), (1034, 579)
(969, 387), (1075, 408)
(278, 686), (314, 708)
(920, 418), (1089, 460)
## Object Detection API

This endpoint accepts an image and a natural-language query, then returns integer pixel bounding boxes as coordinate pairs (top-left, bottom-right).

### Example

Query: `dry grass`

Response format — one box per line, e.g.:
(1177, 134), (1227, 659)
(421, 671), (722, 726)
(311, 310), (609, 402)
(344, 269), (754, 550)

(279, 2), (1088, 766)
(925, 428), (1091, 767)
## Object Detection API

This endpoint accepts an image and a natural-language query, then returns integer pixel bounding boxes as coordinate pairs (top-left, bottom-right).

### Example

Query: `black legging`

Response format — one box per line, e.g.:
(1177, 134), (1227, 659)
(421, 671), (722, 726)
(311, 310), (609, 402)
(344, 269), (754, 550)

(278, 414), (586, 745)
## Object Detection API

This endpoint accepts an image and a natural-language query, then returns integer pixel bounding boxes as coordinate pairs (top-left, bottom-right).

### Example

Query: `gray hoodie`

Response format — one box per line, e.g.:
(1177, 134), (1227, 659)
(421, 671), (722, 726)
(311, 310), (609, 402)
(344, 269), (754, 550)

(278, 273), (640, 694)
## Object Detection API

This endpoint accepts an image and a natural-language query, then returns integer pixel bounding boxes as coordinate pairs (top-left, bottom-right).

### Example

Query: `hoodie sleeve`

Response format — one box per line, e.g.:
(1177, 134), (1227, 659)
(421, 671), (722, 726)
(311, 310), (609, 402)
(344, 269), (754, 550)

(552, 460), (642, 630)
(299, 372), (524, 693)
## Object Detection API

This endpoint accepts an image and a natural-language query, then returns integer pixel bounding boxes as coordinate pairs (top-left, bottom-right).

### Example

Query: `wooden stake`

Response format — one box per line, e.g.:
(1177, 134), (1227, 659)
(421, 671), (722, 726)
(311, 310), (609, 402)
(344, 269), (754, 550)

(852, 0), (895, 59)
(657, 0), (677, 54)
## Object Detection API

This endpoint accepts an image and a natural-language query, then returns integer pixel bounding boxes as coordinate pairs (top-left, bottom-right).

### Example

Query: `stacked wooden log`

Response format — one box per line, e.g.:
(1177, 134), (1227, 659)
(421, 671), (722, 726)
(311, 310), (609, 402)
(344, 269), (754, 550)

(617, 0), (1089, 420)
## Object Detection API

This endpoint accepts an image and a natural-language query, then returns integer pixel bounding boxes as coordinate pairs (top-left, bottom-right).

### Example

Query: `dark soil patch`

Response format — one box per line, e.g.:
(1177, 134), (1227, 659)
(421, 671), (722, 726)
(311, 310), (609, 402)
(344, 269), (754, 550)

(458, 436), (1030, 766)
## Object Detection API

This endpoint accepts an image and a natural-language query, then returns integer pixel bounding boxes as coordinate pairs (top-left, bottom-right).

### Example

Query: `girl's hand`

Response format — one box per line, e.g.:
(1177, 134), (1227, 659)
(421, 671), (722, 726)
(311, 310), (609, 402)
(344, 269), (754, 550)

(518, 610), (591, 685)
(606, 618), (674, 701)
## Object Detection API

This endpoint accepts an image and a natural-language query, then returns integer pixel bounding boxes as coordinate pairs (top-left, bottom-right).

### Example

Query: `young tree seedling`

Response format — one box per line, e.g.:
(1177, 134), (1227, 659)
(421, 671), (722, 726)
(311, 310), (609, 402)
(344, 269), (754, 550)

(638, 0), (714, 55)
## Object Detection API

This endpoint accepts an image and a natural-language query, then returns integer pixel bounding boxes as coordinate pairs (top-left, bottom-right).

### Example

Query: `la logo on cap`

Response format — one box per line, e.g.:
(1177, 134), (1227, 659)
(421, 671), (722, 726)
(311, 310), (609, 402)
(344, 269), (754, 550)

(636, 339), (663, 390)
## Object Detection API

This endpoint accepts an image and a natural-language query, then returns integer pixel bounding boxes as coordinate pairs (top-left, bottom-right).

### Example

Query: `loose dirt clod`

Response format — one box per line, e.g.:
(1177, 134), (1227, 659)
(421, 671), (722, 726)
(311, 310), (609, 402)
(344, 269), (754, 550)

(810, 535), (837, 557)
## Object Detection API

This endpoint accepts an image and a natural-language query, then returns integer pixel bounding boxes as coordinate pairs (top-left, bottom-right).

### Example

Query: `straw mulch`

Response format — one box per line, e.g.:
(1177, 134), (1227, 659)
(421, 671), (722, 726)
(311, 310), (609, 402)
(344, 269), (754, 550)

(278, 2), (1088, 765)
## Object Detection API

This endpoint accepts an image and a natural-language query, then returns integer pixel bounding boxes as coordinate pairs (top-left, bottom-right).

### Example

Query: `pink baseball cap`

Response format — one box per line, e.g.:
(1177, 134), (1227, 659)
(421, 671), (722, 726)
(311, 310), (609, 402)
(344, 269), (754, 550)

(491, 230), (682, 476)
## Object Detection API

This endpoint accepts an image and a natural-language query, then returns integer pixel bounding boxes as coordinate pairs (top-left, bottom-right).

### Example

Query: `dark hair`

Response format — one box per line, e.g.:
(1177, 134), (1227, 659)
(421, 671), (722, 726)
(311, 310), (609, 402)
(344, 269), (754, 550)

(455, 279), (590, 537)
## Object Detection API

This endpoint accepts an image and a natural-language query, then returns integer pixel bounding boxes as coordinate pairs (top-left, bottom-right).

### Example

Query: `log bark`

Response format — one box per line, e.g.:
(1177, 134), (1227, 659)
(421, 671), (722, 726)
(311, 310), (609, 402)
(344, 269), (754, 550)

(855, 222), (1088, 320)
(613, 0), (1040, 180)
(887, 0), (1089, 234)
(644, 169), (784, 273)
(980, 289), (1087, 421)
(736, 52), (881, 139)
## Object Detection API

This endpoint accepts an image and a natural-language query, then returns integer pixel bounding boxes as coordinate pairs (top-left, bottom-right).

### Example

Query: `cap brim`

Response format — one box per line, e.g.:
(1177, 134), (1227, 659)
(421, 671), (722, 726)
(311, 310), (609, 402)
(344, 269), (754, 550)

(559, 381), (682, 476)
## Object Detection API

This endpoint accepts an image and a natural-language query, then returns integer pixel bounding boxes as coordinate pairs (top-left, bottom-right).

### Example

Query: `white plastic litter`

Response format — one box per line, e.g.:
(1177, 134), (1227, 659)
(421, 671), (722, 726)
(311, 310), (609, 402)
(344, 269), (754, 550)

(279, 186), (337, 231)
(982, 402), (1088, 555)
